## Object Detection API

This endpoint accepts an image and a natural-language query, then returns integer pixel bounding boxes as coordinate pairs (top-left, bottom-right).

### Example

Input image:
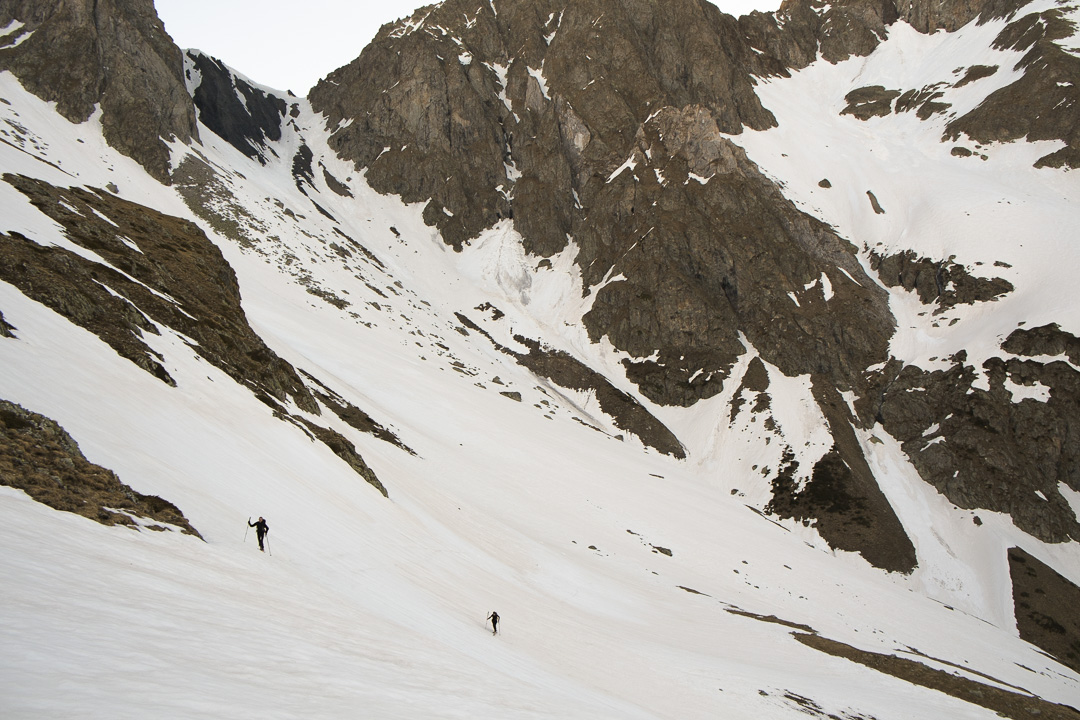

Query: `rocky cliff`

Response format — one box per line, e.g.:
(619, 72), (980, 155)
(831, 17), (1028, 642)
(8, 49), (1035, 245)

(304, 0), (1080, 572)
(0, 0), (198, 182)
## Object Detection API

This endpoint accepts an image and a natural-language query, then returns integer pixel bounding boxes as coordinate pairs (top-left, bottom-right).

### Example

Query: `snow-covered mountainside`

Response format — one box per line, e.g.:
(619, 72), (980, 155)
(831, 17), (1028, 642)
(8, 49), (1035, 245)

(1, 0), (1079, 717)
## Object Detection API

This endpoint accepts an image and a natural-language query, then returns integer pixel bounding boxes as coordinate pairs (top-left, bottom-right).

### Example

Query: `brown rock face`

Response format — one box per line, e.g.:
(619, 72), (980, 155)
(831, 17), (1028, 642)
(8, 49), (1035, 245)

(767, 379), (918, 573)
(1009, 547), (1080, 674)
(309, 0), (778, 253)
(0, 398), (201, 537)
(310, 0), (892, 408)
(860, 325), (1080, 544)
(870, 250), (1014, 312)
(579, 105), (892, 406)
(0, 0), (197, 182)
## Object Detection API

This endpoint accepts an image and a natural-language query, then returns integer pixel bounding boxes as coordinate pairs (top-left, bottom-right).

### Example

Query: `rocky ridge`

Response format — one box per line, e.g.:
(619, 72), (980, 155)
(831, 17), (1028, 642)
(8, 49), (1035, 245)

(0, 0), (198, 182)
(0, 172), (392, 496)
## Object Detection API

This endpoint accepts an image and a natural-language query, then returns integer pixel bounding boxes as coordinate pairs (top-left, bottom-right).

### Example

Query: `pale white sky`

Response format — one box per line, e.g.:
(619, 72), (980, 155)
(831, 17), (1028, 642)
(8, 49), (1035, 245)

(155, 0), (782, 96)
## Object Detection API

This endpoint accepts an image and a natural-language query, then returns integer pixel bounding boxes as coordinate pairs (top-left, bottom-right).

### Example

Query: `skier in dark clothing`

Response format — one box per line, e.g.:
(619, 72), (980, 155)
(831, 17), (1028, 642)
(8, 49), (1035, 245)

(249, 517), (269, 552)
(487, 611), (499, 635)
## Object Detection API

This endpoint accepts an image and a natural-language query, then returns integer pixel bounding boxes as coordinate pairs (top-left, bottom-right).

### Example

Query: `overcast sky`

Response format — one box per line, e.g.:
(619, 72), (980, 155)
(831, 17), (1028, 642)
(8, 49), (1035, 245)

(155, 0), (782, 96)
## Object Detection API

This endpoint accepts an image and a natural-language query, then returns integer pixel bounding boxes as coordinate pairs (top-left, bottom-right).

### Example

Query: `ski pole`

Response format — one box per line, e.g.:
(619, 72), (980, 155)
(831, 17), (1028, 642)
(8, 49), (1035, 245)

(244, 518), (250, 543)
(266, 534), (271, 556)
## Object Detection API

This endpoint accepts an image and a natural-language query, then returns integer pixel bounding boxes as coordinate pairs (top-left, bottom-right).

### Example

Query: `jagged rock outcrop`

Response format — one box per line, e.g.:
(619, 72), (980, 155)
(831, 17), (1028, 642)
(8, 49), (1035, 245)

(580, 105), (893, 408)
(294, 416), (389, 497)
(0, 0), (198, 182)
(870, 250), (1013, 313)
(453, 310), (686, 457)
(0, 173), (319, 412)
(737, 0), (1026, 75)
(185, 50), (289, 164)
(0, 172), (394, 495)
(793, 0), (1080, 168)
(513, 335), (687, 458)
(310, 0), (893, 407)
(0, 398), (201, 537)
(768, 378), (918, 573)
(946, 3), (1080, 168)
(859, 325), (1080, 543)
(309, 0), (778, 253)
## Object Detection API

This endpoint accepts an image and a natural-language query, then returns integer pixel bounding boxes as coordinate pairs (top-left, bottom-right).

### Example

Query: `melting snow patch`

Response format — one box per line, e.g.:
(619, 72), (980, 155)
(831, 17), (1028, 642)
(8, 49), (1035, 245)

(1002, 376), (1051, 403)
(787, 291), (801, 307)
(607, 154), (638, 182)
(527, 66), (551, 100)
(840, 390), (859, 417)
(837, 267), (862, 287)
(89, 206), (119, 227)
(488, 63), (513, 112)
(820, 273), (833, 300)
(1060, 482), (1080, 519)
(117, 236), (142, 254)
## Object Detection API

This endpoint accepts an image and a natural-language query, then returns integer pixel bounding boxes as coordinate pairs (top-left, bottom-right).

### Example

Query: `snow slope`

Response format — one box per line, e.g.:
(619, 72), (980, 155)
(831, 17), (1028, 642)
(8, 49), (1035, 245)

(1, 15), (1080, 717)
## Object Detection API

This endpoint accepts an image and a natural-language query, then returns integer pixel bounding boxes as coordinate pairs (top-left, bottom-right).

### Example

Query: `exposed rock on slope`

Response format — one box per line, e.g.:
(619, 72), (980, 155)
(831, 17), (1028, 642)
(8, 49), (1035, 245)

(185, 50), (289, 164)
(870, 250), (1014, 313)
(795, 630), (1080, 719)
(768, 379), (917, 573)
(454, 311), (686, 457)
(310, 0), (894, 406)
(513, 335), (687, 458)
(0, 173), (317, 411)
(1009, 546), (1080, 674)
(0, 309), (16, 338)
(0, 173), (392, 496)
(0, 0), (198, 182)
(859, 325), (1080, 543)
(946, 3), (1080, 168)
(579, 106), (893, 407)
(0, 399), (201, 537)
(309, 0), (778, 253)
